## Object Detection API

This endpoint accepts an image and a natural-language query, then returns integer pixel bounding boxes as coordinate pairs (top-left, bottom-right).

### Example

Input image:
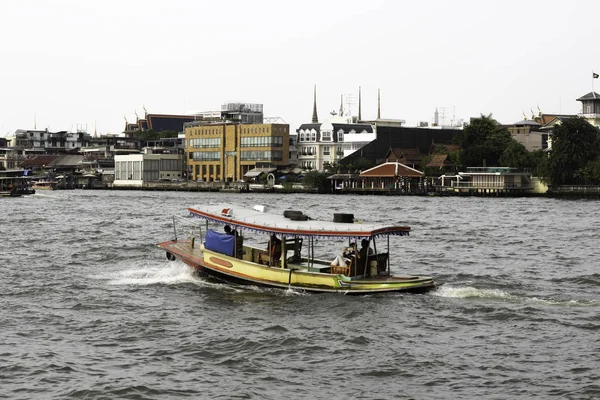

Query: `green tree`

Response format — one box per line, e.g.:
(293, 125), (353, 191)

(133, 129), (179, 142)
(302, 171), (330, 192)
(346, 157), (375, 172)
(458, 114), (512, 168)
(547, 117), (600, 186)
(499, 140), (531, 169)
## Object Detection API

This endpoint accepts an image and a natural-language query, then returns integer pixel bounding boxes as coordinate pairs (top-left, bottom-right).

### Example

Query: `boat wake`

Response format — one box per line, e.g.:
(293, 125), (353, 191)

(105, 261), (202, 287)
(434, 285), (596, 307)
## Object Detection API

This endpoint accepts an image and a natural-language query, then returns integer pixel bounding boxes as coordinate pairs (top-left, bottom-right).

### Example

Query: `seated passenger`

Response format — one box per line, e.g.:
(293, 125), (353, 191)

(268, 234), (282, 261)
(224, 225), (243, 258)
(331, 242), (355, 267)
(355, 239), (374, 276)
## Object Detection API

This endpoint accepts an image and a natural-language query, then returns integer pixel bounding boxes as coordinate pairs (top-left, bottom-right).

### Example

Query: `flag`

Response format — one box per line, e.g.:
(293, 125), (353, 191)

(594, 72), (599, 79)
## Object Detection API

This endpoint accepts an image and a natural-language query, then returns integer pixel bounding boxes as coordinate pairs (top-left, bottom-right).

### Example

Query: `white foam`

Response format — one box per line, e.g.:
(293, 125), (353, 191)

(105, 261), (201, 286)
(433, 285), (596, 306)
(434, 286), (512, 300)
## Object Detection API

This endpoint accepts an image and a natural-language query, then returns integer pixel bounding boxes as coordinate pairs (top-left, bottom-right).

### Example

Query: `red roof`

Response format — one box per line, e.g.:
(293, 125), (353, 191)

(360, 162), (424, 178)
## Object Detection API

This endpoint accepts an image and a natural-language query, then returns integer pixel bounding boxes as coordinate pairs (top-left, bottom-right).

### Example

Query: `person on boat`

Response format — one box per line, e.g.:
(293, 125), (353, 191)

(354, 239), (374, 276)
(268, 234), (282, 263)
(343, 242), (356, 259)
(224, 225), (243, 258)
(331, 242), (355, 267)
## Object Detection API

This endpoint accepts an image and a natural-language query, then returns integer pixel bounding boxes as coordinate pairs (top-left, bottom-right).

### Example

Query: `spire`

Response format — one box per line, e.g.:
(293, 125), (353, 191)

(358, 86), (362, 121)
(377, 88), (381, 120)
(339, 94), (344, 117)
(312, 85), (319, 123)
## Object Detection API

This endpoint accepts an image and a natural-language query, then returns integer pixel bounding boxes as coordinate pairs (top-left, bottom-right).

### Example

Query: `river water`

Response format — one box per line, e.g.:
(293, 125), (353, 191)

(1, 191), (599, 399)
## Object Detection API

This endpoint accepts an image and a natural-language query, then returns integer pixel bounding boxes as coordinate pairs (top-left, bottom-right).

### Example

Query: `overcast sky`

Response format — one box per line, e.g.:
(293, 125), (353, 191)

(1, 0), (599, 136)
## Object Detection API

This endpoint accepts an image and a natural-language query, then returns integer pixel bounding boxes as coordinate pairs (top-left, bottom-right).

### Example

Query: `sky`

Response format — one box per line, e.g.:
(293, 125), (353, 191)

(1, 0), (599, 136)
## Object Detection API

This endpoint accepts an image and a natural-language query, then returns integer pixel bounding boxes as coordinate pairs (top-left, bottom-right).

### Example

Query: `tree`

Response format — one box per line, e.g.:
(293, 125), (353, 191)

(457, 114), (512, 168)
(133, 129), (179, 142)
(302, 171), (330, 192)
(547, 117), (600, 186)
(499, 140), (531, 169)
(346, 157), (375, 173)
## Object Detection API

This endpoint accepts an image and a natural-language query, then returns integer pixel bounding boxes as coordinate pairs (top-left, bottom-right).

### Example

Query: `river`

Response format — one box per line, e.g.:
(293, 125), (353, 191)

(1, 190), (599, 399)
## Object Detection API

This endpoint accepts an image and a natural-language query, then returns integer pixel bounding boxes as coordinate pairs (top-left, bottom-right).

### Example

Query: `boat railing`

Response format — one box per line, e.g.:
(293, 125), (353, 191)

(172, 215), (203, 244)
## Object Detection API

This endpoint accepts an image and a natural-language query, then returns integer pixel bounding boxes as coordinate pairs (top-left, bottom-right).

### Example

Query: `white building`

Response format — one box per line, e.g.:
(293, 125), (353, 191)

(113, 149), (184, 187)
(296, 114), (376, 171)
(7, 129), (93, 150)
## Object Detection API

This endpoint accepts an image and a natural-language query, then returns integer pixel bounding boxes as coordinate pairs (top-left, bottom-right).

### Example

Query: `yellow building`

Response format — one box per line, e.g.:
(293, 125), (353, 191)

(185, 122), (290, 182)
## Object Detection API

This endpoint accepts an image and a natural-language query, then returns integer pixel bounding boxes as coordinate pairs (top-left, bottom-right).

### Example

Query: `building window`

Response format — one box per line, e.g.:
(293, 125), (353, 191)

(311, 132), (316, 142)
(192, 151), (220, 161)
(191, 138), (221, 148)
(240, 150), (283, 161)
(240, 136), (283, 147)
(323, 146), (330, 155)
(338, 132), (344, 142)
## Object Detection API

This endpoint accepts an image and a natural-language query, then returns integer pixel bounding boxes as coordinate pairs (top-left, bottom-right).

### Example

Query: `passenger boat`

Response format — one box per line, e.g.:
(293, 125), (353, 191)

(157, 204), (437, 294)
(31, 180), (58, 190)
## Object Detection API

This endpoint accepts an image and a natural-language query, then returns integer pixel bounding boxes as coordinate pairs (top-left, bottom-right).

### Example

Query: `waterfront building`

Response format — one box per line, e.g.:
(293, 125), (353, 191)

(185, 120), (290, 182)
(113, 148), (184, 187)
(437, 167), (534, 195)
(296, 86), (377, 171)
(576, 91), (600, 127)
(1, 128), (94, 169)
(507, 119), (548, 152)
(359, 161), (424, 192)
(7, 129), (93, 151)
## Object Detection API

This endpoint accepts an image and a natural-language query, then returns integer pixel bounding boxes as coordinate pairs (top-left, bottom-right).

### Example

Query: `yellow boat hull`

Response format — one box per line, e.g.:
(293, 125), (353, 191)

(158, 240), (436, 294)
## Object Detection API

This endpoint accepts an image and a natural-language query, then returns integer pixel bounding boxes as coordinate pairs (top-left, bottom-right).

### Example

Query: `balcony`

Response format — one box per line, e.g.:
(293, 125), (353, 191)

(579, 113), (600, 120)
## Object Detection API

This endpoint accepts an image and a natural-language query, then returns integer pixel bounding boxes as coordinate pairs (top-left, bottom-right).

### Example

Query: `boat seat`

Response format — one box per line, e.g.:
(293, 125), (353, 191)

(330, 258), (352, 276)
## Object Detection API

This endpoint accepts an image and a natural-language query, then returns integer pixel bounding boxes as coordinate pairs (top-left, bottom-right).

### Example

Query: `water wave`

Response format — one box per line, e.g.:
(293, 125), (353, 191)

(100, 261), (201, 286)
(434, 285), (597, 307)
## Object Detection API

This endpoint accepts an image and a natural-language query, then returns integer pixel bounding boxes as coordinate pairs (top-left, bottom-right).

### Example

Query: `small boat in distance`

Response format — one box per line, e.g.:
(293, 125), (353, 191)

(157, 204), (437, 294)
(31, 180), (58, 190)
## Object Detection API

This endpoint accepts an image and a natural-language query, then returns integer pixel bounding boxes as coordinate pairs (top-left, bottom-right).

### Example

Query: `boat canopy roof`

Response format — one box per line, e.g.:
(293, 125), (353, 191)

(188, 204), (410, 239)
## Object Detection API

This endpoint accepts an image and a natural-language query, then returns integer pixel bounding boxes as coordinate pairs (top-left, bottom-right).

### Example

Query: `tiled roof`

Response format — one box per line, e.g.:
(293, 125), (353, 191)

(332, 123), (373, 133)
(427, 154), (449, 168)
(576, 92), (600, 101)
(513, 119), (541, 126)
(385, 147), (423, 164)
(20, 155), (60, 168)
(48, 155), (84, 167)
(360, 162), (423, 178)
(297, 123), (321, 132)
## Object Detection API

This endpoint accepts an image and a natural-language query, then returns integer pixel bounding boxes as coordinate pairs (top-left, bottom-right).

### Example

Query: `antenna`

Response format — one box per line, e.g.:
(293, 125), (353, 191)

(342, 93), (357, 119)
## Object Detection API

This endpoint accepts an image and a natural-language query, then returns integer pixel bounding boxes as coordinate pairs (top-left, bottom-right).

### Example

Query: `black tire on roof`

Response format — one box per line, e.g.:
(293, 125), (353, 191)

(333, 213), (354, 223)
(289, 214), (310, 221)
(284, 210), (304, 218)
